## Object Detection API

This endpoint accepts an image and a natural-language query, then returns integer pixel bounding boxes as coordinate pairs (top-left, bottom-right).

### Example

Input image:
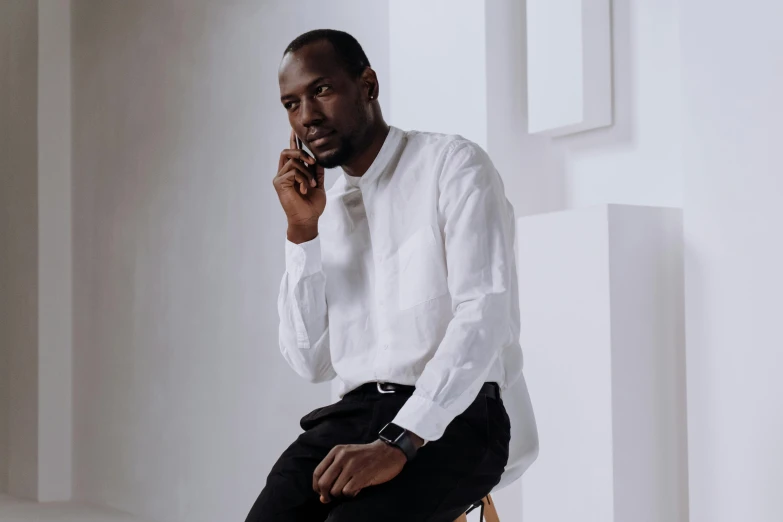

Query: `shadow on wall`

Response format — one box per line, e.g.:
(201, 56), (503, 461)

(488, 0), (644, 215)
(486, 0), (567, 219)
(557, 0), (635, 153)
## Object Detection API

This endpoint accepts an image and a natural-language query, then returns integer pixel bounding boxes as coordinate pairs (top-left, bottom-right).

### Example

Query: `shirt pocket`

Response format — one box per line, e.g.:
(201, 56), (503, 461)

(396, 225), (449, 310)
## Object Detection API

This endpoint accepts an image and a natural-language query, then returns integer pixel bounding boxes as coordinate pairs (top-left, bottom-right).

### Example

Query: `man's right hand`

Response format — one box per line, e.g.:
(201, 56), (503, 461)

(273, 130), (326, 243)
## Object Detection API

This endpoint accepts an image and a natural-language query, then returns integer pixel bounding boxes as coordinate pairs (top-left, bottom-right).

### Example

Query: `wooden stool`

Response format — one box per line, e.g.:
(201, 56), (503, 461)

(454, 494), (500, 522)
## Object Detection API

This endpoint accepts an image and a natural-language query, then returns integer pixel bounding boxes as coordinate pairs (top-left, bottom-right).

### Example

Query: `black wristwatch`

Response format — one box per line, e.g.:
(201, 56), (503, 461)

(378, 423), (418, 461)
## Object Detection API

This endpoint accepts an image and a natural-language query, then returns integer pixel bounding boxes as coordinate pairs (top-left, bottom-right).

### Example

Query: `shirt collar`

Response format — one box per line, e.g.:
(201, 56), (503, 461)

(342, 126), (404, 187)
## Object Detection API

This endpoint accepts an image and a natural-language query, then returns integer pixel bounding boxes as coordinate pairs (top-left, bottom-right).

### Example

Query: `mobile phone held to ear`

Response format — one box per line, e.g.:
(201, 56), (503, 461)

(294, 135), (318, 189)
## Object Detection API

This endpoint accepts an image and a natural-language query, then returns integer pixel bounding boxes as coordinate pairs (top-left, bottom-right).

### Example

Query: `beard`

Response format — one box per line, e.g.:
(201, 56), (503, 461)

(314, 98), (370, 169)
(314, 137), (355, 169)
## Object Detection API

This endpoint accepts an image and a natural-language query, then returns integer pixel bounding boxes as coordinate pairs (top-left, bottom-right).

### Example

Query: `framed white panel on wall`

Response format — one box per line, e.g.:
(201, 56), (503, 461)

(527, 0), (613, 136)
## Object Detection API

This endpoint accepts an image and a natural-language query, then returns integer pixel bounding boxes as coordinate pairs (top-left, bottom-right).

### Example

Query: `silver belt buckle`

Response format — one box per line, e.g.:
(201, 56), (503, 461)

(377, 382), (395, 394)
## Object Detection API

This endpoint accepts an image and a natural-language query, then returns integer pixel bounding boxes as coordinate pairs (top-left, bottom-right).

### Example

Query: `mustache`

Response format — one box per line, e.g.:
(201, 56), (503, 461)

(306, 128), (336, 141)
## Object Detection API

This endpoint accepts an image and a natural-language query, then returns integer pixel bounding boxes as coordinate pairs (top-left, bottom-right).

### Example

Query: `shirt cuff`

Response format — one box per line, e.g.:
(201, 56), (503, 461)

(391, 394), (455, 442)
(285, 235), (323, 279)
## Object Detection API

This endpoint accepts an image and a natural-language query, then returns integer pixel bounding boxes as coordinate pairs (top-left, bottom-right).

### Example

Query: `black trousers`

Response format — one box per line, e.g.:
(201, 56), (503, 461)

(245, 384), (510, 522)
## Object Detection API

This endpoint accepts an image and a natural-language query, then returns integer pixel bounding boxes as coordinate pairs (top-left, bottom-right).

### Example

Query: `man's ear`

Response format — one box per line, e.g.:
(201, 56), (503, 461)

(361, 67), (379, 101)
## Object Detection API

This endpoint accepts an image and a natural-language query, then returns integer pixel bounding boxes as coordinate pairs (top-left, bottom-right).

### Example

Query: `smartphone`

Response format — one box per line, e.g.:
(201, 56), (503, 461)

(295, 136), (317, 188)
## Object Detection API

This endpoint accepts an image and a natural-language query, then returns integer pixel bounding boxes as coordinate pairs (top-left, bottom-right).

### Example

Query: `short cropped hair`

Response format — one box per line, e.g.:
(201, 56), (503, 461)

(284, 29), (371, 77)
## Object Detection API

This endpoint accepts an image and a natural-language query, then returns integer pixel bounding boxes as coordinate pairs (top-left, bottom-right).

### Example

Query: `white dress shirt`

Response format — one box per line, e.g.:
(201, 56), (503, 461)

(278, 126), (523, 442)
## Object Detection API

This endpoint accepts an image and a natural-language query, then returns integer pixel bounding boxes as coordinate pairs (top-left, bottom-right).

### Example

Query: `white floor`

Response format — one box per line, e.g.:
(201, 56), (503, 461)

(0, 494), (154, 522)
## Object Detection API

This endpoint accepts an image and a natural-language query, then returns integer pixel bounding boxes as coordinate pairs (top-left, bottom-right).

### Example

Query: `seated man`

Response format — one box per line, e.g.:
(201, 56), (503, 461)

(246, 29), (524, 522)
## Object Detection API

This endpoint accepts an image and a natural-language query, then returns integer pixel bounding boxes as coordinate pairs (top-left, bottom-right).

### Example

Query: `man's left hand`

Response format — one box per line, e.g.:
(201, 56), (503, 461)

(312, 436), (423, 503)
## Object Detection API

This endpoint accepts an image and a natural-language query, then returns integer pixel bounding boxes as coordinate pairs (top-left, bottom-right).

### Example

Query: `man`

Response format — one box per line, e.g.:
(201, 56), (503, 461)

(246, 29), (524, 521)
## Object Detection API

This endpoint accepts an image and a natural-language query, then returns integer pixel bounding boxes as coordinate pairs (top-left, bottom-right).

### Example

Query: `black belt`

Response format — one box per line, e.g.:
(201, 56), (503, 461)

(349, 382), (500, 401)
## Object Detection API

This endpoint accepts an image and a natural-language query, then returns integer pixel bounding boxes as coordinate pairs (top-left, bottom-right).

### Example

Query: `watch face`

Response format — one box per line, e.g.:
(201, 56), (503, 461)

(379, 423), (406, 443)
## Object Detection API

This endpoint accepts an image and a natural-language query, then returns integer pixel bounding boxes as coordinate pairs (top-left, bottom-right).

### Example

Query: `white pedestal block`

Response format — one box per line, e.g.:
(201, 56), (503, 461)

(526, 0), (612, 136)
(518, 205), (688, 522)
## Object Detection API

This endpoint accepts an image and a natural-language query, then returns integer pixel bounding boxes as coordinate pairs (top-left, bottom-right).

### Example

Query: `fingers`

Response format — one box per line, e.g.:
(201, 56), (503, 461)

(313, 447), (335, 486)
(342, 478), (361, 498)
(313, 449), (336, 503)
(281, 130), (298, 171)
(280, 171), (310, 196)
(330, 465), (354, 499)
(314, 446), (347, 504)
(317, 462), (343, 503)
(275, 159), (315, 194)
(278, 147), (315, 172)
(278, 150), (317, 188)
(281, 149), (317, 167)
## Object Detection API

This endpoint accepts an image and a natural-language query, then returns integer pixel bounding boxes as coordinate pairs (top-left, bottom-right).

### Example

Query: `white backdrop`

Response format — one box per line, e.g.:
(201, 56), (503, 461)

(4, 1), (781, 521)
(0, 0), (40, 500)
(681, 1), (783, 521)
(70, 2), (389, 521)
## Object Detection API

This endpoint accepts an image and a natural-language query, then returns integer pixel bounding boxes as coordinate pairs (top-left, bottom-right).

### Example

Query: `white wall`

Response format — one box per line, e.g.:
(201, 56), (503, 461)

(37, 0), (73, 502)
(389, 0), (487, 148)
(70, 1), (389, 521)
(388, 0), (570, 222)
(485, 0), (567, 218)
(387, 3), (685, 520)
(1, 0), (72, 501)
(0, 1), (15, 492)
(549, 0), (684, 209)
(390, 0), (685, 220)
(680, 1), (783, 521)
(0, 0), (40, 500)
(16, 1), (783, 520)
(62, 2), (783, 521)
(519, 206), (687, 522)
(486, 1), (687, 518)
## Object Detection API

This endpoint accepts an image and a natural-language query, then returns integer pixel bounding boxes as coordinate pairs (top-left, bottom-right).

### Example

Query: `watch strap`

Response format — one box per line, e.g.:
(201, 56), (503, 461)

(379, 423), (418, 461)
(392, 430), (417, 461)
